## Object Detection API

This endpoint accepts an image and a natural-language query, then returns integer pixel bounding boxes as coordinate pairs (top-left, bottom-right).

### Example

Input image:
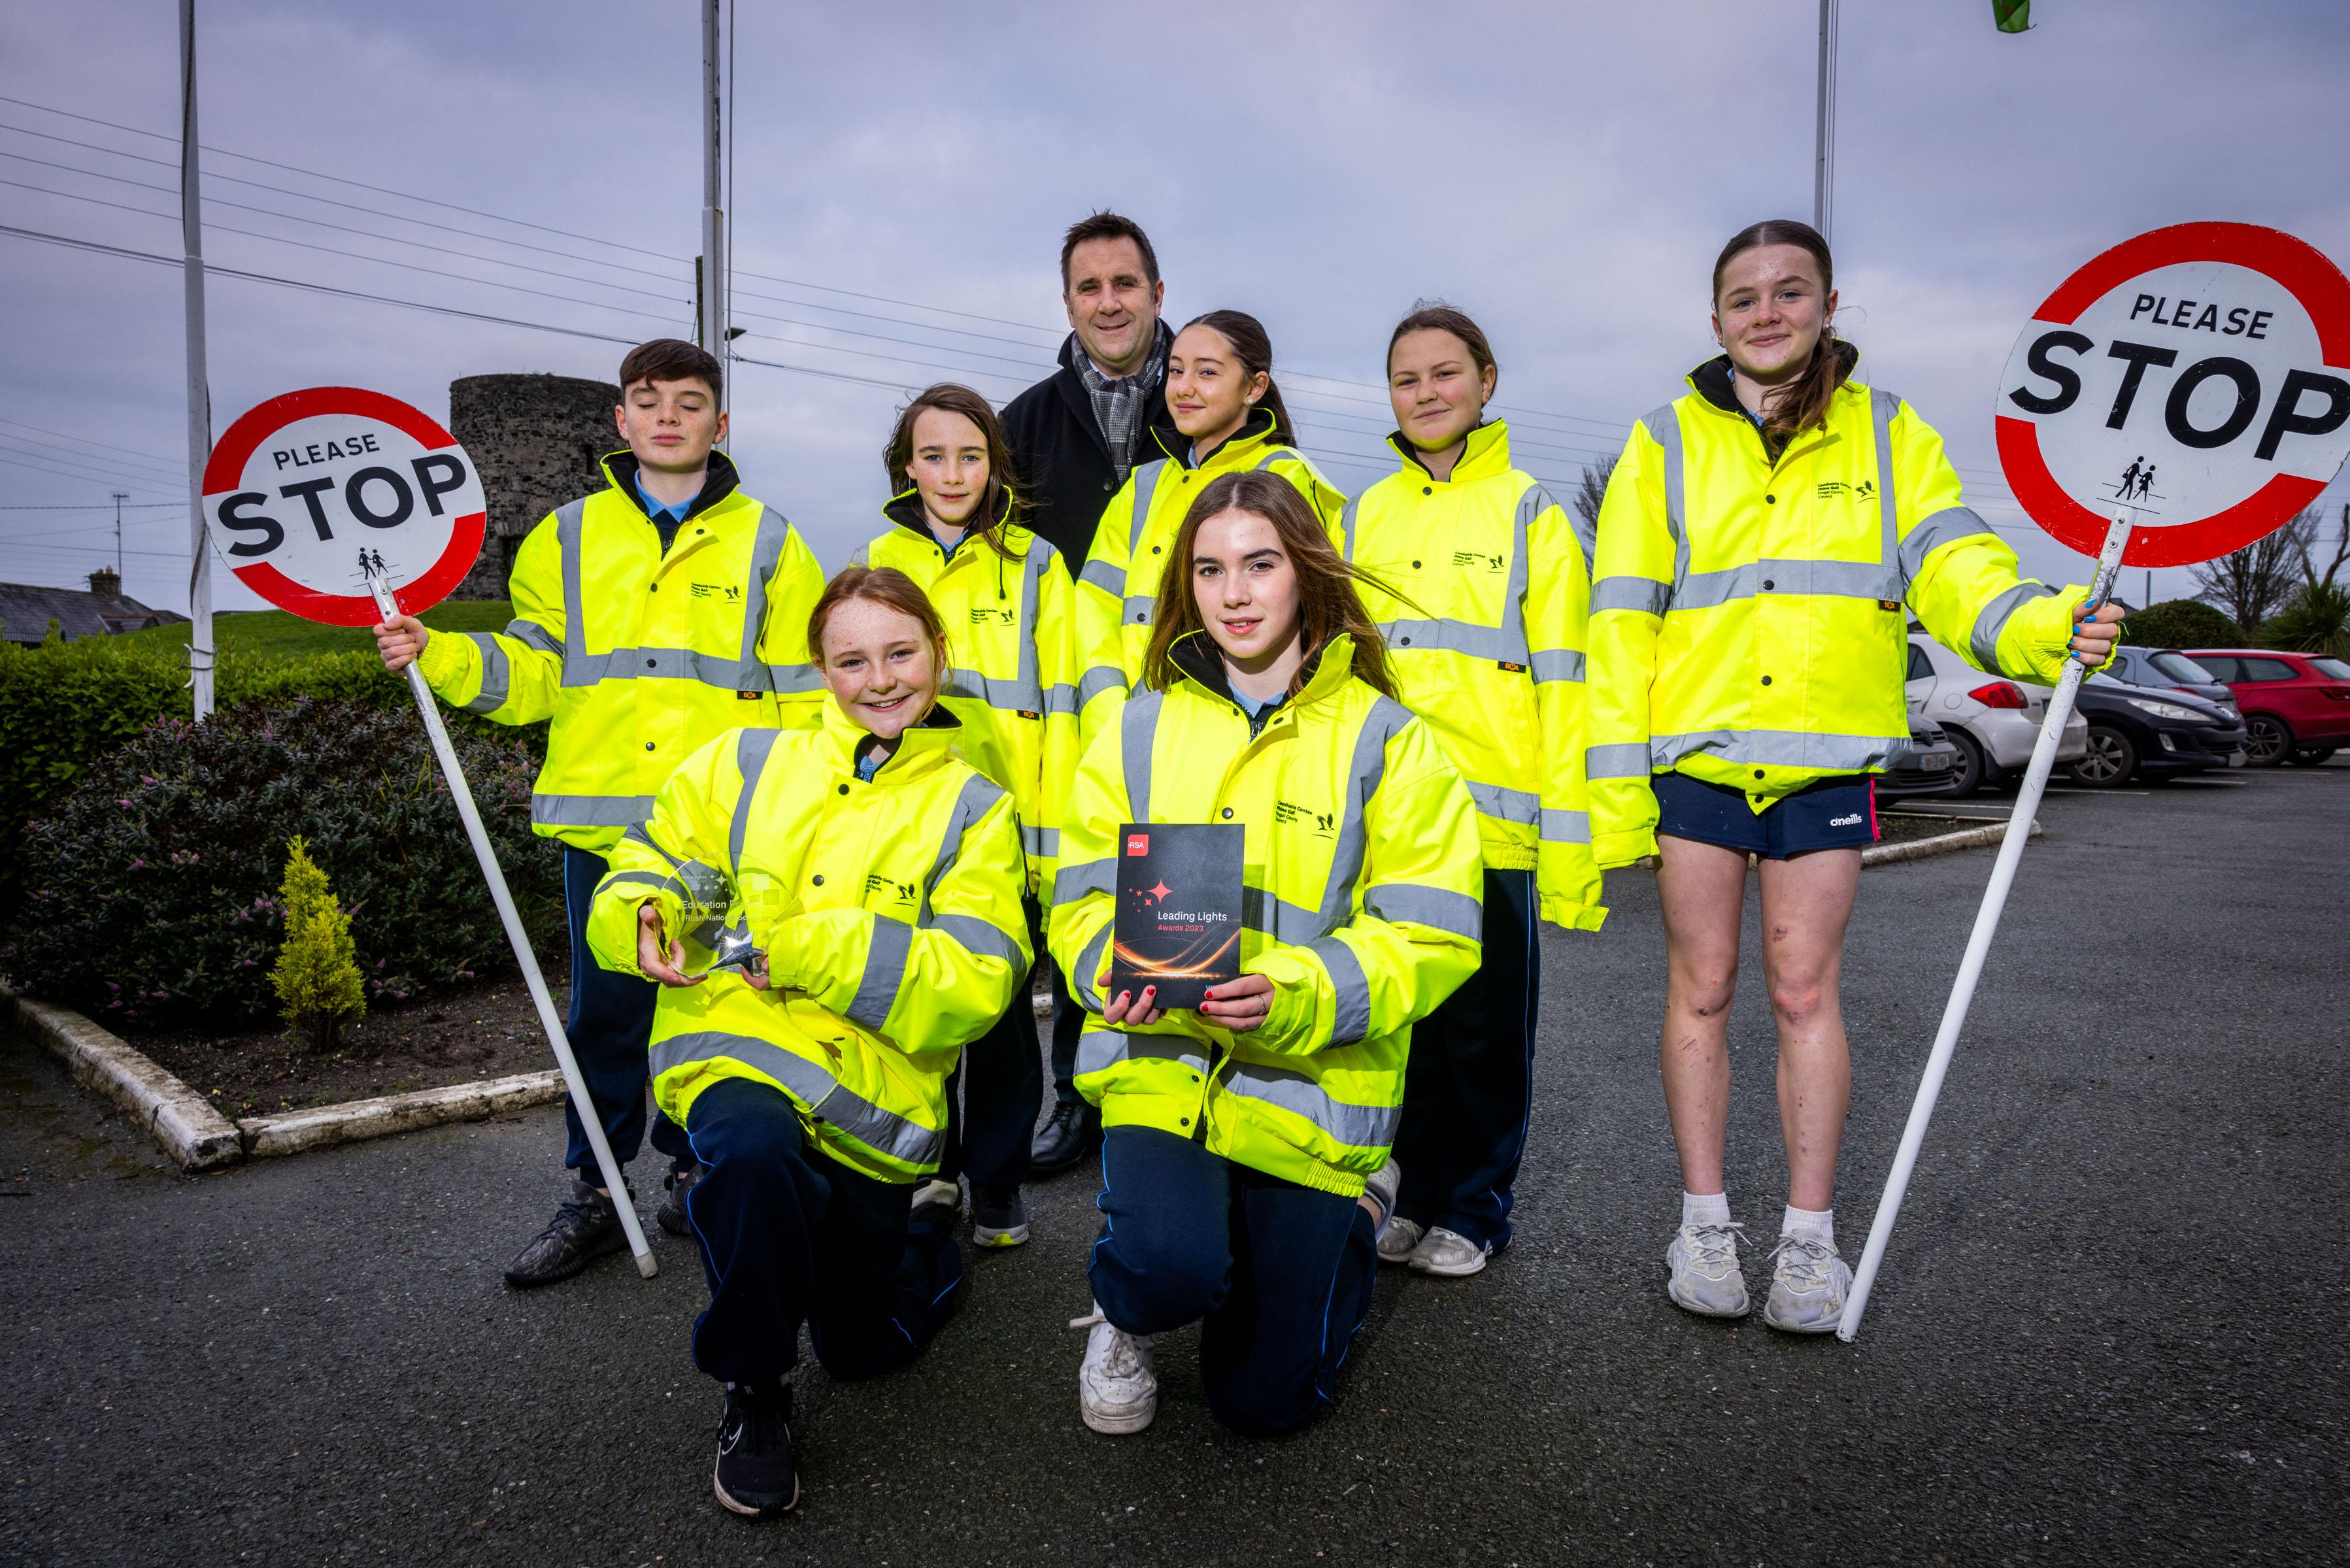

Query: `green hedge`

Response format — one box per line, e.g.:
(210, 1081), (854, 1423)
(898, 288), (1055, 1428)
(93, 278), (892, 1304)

(2118, 599), (2242, 651)
(0, 619), (541, 912)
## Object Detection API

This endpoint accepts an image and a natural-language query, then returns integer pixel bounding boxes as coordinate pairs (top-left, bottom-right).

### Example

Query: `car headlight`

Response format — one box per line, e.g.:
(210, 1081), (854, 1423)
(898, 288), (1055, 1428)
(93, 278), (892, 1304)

(2125, 697), (2202, 722)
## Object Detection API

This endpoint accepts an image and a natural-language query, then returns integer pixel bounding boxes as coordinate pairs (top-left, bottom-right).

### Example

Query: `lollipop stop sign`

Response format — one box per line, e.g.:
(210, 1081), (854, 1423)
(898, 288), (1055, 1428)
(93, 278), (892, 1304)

(197, 386), (656, 1278)
(1840, 224), (2350, 1343)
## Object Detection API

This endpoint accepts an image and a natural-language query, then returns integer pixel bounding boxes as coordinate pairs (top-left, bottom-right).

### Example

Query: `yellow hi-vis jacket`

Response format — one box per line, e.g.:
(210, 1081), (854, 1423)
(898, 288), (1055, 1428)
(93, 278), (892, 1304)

(1343, 421), (1605, 932)
(415, 450), (828, 855)
(855, 490), (1103, 899)
(1586, 354), (2094, 868)
(1075, 409), (1346, 699)
(586, 700), (1030, 1183)
(1048, 632), (1482, 1198)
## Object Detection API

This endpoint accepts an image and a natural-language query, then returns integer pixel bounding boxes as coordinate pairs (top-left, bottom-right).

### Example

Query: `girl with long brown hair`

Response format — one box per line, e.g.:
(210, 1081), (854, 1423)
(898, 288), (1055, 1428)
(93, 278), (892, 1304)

(1586, 220), (2123, 1333)
(1050, 469), (1483, 1437)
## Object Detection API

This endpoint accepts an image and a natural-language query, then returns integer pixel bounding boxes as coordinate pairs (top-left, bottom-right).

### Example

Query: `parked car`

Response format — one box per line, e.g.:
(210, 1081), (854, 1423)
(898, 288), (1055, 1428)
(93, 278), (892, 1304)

(2106, 646), (2240, 712)
(1879, 715), (1963, 799)
(2181, 648), (2350, 766)
(2068, 673), (2248, 787)
(1905, 635), (2089, 794)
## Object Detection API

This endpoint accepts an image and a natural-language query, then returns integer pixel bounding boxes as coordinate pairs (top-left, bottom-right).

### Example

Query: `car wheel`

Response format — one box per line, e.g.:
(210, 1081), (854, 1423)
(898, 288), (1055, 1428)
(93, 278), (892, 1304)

(1945, 729), (1988, 795)
(2068, 724), (2138, 787)
(2243, 713), (2294, 767)
(2289, 746), (2338, 766)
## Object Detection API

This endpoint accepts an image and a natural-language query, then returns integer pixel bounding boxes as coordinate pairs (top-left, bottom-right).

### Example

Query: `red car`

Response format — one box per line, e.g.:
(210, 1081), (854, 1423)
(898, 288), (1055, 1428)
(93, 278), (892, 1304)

(2184, 648), (2350, 767)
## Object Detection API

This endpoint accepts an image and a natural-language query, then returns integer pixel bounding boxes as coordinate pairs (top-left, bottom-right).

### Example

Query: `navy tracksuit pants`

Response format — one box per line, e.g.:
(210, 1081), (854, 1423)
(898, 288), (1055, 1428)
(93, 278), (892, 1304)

(562, 846), (695, 1180)
(1088, 1126), (1378, 1436)
(680, 1076), (963, 1387)
(1393, 867), (1539, 1250)
(937, 900), (1045, 1190)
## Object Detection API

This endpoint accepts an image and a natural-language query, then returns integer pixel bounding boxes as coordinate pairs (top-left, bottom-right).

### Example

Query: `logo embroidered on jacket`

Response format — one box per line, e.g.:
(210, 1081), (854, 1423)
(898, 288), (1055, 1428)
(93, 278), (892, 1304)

(1452, 550), (1506, 571)
(968, 606), (1016, 626)
(1815, 480), (1849, 499)
(1273, 801), (1335, 835)
(1855, 479), (1877, 500)
(863, 873), (918, 903)
(689, 582), (742, 601)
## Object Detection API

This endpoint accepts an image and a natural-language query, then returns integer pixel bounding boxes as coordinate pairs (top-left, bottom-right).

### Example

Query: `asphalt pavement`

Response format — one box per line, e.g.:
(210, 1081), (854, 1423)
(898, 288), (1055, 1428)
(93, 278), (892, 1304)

(4, 764), (2343, 1567)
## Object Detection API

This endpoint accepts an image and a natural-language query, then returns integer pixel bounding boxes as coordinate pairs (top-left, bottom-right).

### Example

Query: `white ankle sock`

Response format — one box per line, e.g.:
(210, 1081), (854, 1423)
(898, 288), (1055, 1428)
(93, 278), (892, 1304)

(1781, 1204), (1834, 1247)
(1682, 1190), (1732, 1229)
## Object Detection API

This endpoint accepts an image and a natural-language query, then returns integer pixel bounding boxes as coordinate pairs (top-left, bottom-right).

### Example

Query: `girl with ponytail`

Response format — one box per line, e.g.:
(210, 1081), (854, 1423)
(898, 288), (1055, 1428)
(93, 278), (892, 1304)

(1585, 219), (2122, 1335)
(1074, 309), (1345, 698)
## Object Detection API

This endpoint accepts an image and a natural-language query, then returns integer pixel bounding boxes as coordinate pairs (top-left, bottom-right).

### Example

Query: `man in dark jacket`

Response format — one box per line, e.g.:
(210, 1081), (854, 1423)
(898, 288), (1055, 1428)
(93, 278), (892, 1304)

(999, 210), (1180, 1175)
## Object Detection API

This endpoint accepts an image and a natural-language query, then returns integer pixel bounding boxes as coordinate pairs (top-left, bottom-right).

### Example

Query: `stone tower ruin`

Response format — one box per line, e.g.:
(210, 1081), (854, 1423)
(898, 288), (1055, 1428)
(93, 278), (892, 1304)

(447, 373), (619, 600)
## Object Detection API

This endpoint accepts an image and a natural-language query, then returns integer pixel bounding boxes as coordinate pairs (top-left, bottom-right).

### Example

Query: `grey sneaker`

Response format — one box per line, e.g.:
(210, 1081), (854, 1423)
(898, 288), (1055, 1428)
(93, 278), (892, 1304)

(1362, 1158), (1402, 1240)
(1760, 1234), (1852, 1334)
(1665, 1221), (1751, 1318)
(1376, 1216), (1424, 1265)
(1071, 1302), (1157, 1435)
(1407, 1225), (1493, 1278)
(971, 1184), (1030, 1248)
(503, 1179), (626, 1288)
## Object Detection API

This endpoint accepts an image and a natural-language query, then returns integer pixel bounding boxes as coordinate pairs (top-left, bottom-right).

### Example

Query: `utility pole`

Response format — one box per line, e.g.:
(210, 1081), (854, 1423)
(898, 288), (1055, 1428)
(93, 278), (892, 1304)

(180, 0), (214, 719)
(699, 0), (727, 420)
(111, 492), (127, 578)
(1813, 0), (1839, 242)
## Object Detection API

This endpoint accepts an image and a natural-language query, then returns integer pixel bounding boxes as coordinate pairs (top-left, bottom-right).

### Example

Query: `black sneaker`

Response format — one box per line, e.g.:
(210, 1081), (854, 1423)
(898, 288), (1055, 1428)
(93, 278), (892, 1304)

(971, 1184), (1030, 1248)
(713, 1383), (799, 1516)
(1029, 1101), (1100, 1177)
(501, 1179), (626, 1288)
(656, 1163), (705, 1237)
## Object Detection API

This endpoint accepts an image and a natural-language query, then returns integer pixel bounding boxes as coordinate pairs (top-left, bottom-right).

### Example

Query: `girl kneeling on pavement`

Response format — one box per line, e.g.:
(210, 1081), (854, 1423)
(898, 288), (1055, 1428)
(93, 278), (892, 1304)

(858, 384), (1101, 1251)
(1347, 303), (1607, 1279)
(1050, 468), (1483, 1437)
(590, 565), (1030, 1516)
(1585, 218), (2123, 1333)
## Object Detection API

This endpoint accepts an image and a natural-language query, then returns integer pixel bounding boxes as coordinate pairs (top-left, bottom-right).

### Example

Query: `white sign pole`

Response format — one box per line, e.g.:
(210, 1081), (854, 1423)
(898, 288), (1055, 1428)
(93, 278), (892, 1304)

(367, 576), (656, 1280)
(1838, 507), (2133, 1342)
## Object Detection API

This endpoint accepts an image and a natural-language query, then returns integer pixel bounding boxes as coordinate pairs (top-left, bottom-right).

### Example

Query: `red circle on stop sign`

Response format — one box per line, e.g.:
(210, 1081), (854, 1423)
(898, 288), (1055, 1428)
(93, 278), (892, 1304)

(201, 386), (486, 625)
(1994, 222), (2350, 567)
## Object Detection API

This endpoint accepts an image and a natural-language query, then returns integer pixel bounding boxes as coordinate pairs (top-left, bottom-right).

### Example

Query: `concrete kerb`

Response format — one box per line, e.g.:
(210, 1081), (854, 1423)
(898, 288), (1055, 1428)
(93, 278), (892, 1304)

(1861, 817), (2041, 867)
(4, 986), (563, 1172)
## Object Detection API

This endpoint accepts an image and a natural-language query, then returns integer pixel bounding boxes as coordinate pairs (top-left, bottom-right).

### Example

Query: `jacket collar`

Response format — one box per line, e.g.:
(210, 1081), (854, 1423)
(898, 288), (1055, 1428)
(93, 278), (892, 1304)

(1156, 405), (1280, 471)
(1385, 418), (1512, 484)
(881, 484), (1018, 548)
(1166, 628), (1358, 714)
(600, 448), (743, 522)
(1685, 340), (1860, 416)
(817, 693), (965, 780)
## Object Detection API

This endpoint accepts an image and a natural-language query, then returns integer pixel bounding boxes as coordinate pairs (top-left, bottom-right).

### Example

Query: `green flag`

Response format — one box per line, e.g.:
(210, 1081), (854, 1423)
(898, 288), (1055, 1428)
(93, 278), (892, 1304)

(1993, 0), (2032, 30)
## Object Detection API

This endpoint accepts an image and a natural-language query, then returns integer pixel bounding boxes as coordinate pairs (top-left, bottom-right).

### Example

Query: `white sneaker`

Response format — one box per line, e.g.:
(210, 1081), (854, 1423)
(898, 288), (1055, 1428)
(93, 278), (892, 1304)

(1407, 1226), (1493, 1278)
(1069, 1302), (1156, 1434)
(1760, 1234), (1852, 1334)
(1665, 1221), (1751, 1318)
(1362, 1157), (1402, 1240)
(1376, 1216), (1424, 1265)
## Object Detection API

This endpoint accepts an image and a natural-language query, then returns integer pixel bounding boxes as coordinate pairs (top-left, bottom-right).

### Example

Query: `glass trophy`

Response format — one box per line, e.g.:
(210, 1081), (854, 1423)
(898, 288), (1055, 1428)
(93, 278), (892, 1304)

(671, 859), (767, 981)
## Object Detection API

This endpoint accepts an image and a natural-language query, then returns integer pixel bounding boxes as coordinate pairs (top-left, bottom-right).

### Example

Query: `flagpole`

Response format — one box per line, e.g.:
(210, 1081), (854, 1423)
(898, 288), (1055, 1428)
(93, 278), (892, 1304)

(180, 0), (215, 720)
(1813, 0), (1838, 242)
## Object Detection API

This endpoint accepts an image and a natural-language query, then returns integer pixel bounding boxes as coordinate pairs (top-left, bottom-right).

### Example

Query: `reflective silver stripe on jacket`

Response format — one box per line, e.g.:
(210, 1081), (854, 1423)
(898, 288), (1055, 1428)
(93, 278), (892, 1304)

(1383, 618), (1529, 663)
(463, 633), (511, 713)
(1531, 648), (1585, 684)
(1307, 935), (1372, 1045)
(650, 1029), (940, 1168)
(533, 792), (656, 828)
(1649, 728), (1907, 771)
(1363, 882), (1483, 941)
(1972, 582), (2058, 673)
(1462, 780), (1539, 826)
(1900, 505), (1998, 584)
(1054, 856), (1115, 905)
(555, 496), (796, 693)
(1541, 808), (1592, 844)
(1127, 459), (1167, 558)
(1870, 390), (1903, 589)
(728, 727), (781, 871)
(1123, 593), (1155, 629)
(1077, 663), (1126, 709)
(1070, 924), (1113, 1015)
(1119, 686), (1166, 822)
(918, 772), (1009, 923)
(506, 618), (562, 657)
(847, 916), (913, 1029)
(1020, 823), (1060, 861)
(556, 498), (595, 687)
(1587, 742), (1657, 780)
(1079, 556), (1124, 597)
(1222, 1061), (1398, 1149)
(731, 503), (794, 692)
(1590, 576), (1673, 617)
(1076, 1027), (1210, 1079)
(943, 669), (1047, 714)
(1241, 885), (1327, 945)
(1674, 558), (1900, 610)
(1316, 697), (1413, 933)
(1641, 403), (1690, 597)
(1338, 495), (1360, 561)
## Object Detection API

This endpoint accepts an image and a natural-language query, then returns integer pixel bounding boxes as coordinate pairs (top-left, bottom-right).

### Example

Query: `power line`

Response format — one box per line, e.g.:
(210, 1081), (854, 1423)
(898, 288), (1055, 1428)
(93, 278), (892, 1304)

(0, 501), (178, 510)
(0, 416), (189, 473)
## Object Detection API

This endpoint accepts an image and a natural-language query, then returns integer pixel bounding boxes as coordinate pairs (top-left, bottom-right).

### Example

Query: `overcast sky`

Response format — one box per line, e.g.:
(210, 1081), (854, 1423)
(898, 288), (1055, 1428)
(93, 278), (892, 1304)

(4, 0), (2347, 622)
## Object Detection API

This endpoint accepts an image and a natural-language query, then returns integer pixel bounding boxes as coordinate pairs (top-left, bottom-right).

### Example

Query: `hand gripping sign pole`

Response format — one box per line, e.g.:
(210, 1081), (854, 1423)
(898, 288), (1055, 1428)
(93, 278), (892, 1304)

(1840, 223), (2350, 1341)
(363, 567), (656, 1278)
(201, 386), (662, 1278)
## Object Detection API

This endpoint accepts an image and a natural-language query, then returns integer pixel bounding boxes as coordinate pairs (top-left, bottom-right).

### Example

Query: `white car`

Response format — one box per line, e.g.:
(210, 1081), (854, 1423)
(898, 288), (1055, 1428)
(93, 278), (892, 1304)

(1905, 634), (2090, 794)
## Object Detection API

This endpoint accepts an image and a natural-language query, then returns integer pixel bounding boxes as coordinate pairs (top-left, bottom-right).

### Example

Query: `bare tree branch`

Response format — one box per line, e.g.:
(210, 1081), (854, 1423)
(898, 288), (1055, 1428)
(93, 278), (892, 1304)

(1573, 458), (1617, 529)
(2191, 508), (2315, 635)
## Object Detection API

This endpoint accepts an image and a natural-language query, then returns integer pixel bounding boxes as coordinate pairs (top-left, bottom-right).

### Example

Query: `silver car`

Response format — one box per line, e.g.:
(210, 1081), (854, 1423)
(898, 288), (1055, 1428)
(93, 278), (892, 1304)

(1905, 634), (2090, 794)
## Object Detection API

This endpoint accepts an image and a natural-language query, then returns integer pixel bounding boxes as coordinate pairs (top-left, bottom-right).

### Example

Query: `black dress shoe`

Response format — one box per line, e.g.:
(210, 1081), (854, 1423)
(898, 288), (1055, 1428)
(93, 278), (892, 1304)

(713, 1383), (799, 1517)
(1028, 1101), (1100, 1176)
(503, 1178), (628, 1288)
(656, 1163), (705, 1237)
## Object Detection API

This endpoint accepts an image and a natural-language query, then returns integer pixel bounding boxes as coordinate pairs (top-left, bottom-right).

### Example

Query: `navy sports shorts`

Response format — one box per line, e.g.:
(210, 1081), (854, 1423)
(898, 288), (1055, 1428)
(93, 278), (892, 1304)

(1653, 772), (1878, 859)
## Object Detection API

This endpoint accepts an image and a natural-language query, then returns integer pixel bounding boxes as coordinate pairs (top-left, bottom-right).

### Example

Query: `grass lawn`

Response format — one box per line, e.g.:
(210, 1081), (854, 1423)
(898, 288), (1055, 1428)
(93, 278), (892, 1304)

(115, 601), (514, 658)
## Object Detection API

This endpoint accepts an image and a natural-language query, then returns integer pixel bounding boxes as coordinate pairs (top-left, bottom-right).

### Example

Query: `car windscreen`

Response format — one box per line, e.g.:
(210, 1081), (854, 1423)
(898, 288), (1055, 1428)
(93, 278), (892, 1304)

(2311, 657), (2350, 680)
(2149, 651), (2219, 684)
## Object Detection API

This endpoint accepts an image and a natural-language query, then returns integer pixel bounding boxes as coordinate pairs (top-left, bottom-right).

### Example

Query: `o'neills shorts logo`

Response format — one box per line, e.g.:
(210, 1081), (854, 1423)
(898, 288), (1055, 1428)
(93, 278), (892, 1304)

(1830, 812), (1864, 827)
(1126, 832), (1150, 856)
